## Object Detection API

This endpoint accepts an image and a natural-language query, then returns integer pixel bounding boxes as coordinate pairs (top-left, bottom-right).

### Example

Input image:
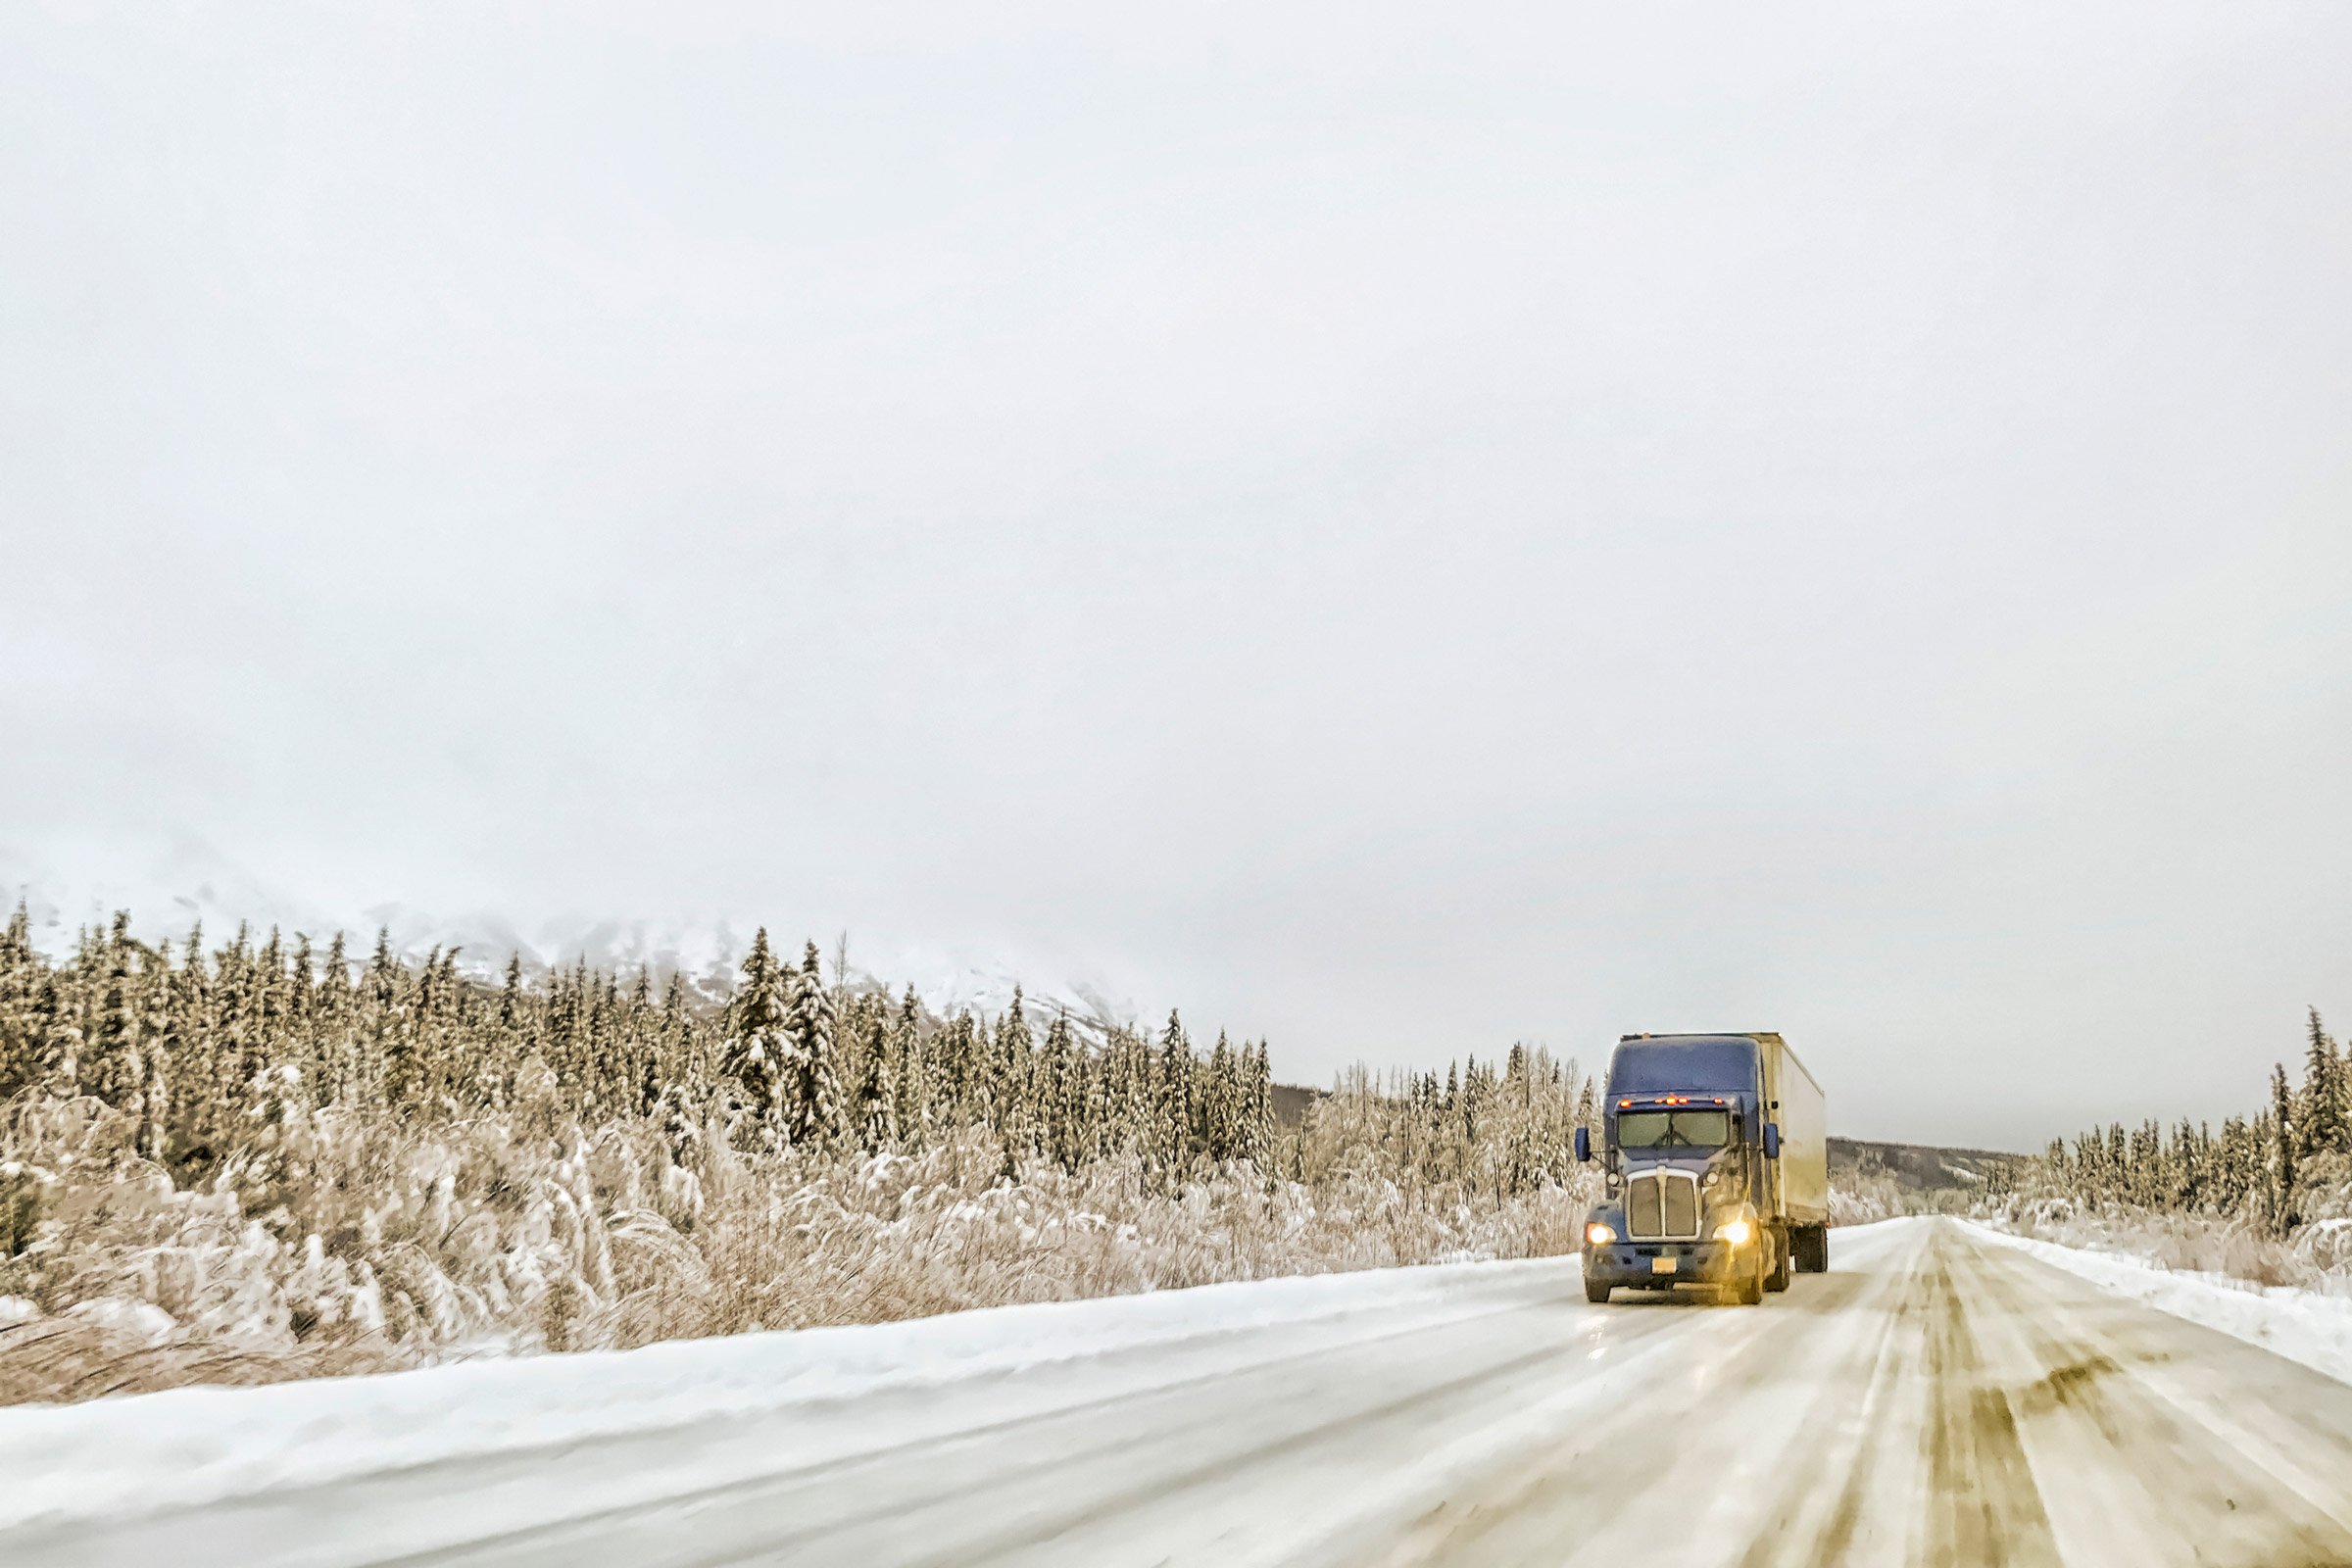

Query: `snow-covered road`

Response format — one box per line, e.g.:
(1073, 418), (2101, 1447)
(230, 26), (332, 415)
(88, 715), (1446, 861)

(9, 1216), (2352, 1566)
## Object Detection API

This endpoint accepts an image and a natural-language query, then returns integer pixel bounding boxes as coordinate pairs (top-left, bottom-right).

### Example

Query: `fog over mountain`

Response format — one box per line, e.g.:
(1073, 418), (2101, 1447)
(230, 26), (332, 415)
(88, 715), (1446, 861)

(0, 837), (1141, 1043)
(5, 3), (2350, 1150)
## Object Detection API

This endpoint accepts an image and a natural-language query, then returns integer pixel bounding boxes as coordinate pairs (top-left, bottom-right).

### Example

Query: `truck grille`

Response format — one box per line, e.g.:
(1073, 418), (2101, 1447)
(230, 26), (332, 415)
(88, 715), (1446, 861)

(1627, 1171), (1700, 1240)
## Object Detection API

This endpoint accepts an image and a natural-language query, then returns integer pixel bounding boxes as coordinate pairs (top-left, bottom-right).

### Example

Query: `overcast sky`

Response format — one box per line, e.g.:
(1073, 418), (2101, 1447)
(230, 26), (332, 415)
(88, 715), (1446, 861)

(4, 2), (2348, 1149)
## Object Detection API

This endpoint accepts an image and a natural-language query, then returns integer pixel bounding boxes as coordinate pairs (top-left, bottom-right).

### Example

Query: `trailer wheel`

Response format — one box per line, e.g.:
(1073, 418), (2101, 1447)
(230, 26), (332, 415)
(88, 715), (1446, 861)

(1795, 1226), (1830, 1273)
(1585, 1279), (1612, 1304)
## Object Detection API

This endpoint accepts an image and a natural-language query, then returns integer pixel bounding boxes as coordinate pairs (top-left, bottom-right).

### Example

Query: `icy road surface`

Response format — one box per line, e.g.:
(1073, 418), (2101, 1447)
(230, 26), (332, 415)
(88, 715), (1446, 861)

(9, 1217), (2352, 1567)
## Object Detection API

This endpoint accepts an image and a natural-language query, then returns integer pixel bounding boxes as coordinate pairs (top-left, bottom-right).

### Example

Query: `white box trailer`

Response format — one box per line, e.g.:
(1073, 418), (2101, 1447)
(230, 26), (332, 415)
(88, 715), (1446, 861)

(1752, 1032), (1829, 1233)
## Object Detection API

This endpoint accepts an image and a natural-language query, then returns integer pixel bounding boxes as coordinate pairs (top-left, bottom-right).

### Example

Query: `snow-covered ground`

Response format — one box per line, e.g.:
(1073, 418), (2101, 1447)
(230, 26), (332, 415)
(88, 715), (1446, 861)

(0, 1254), (1568, 1536)
(1969, 1220), (2352, 1388)
(10, 1217), (2352, 1567)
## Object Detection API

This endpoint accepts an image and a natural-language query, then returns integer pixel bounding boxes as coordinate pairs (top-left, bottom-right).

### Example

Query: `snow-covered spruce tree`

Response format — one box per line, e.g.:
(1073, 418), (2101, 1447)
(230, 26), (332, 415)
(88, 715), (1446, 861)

(1154, 1010), (1194, 1174)
(720, 928), (794, 1150)
(1102, 1023), (1145, 1151)
(255, 928), (290, 1092)
(283, 926), (325, 1102)
(2302, 1007), (2348, 1160)
(851, 997), (899, 1151)
(1243, 1041), (1274, 1166)
(82, 916), (167, 1158)
(658, 970), (701, 1095)
(931, 1009), (979, 1129)
(778, 942), (847, 1147)
(885, 987), (926, 1148)
(1036, 1013), (1077, 1170)
(133, 935), (174, 1162)
(350, 928), (401, 1110)
(33, 972), (79, 1098)
(2269, 1062), (2297, 1235)
(1200, 1031), (1236, 1161)
(988, 988), (1035, 1158)
(0, 902), (39, 1099)
(478, 953), (527, 1110)
(1080, 1029), (1117, 1164)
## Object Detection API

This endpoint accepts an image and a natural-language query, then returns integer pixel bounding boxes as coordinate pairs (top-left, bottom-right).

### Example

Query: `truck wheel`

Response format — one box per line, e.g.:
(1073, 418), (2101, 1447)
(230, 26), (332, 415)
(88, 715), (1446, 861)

(1796, 1226), (1829, 1273)
(1732, 1266), (1763, 1306)
(1585, 1278), (1612, 1304)
(1764, 1227), (1790, 1293)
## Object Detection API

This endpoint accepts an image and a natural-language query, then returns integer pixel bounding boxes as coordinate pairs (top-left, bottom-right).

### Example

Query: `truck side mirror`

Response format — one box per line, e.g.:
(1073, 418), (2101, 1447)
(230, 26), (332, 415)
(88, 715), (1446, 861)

(1762, 1123), (1781, 1159)
(1573, 1127), (1591, 1163)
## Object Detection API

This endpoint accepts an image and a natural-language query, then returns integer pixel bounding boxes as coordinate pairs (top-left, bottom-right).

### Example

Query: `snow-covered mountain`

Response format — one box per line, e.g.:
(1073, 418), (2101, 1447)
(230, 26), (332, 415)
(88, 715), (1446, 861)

(0, 838), (1141, 1038)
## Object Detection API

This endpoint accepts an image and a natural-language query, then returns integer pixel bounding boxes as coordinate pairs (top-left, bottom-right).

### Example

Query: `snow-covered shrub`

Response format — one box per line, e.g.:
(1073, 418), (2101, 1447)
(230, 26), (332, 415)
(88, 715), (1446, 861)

(0, 1093), (1600, 1404)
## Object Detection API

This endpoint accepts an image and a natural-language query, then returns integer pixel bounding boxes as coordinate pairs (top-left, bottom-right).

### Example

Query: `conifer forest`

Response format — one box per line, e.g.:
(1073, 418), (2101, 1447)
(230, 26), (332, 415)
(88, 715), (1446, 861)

(5, 906), (2343, 1409)
(1990, 1007), (2352, 1285)
(0, 909), (1600, 1403)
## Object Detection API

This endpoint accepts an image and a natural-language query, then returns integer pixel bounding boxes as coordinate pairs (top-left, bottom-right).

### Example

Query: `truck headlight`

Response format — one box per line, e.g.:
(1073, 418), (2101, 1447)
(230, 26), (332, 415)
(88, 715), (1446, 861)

(1585, 1222), (1616, 1247)
(1712, 1217), (1753, 1247)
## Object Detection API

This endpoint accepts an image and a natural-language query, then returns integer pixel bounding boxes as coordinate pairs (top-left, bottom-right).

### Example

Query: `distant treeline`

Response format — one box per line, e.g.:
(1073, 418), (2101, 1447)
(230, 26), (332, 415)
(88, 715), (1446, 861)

(2032, 1007), (2351, 1234)
(0, 906), (1596, 1198)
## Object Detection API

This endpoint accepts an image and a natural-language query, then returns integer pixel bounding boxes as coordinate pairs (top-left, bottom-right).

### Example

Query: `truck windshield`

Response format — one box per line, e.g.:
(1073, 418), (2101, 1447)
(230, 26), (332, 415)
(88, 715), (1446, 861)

(1617, 1109), (1732, 1149)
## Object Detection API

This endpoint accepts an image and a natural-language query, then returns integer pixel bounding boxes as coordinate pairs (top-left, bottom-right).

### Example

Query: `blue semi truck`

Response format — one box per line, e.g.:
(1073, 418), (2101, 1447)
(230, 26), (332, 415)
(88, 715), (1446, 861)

(1574, 1032), (1828, 1305)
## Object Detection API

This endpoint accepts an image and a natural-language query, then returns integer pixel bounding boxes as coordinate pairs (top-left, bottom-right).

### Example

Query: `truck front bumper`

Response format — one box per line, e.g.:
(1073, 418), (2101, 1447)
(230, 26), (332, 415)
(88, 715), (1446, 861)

(1583, 1239), (1747, 1287)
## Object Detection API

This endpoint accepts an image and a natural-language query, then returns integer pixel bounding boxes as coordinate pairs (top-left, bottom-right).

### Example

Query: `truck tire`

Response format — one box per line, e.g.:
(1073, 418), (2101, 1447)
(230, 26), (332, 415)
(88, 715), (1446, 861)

(1764, 1226), (1790, 1293)
(1732, 1263), (1763, 1306)
(1796, 1225), (1829, 1273)
(1585, 1279), (1612, 1304)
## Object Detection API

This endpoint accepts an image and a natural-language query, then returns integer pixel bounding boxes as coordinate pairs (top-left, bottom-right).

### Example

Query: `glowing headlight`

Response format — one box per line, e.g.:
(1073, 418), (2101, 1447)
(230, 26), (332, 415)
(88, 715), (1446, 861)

(1585, 1222), (1616, 1247)
(1713, 1217), (1754, 1247)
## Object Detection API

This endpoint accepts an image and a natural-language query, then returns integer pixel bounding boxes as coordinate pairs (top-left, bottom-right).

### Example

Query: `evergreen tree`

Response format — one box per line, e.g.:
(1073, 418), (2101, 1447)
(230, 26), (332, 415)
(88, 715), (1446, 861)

(1243, 1041), (1274, 1165)
(0, 901), (36, 1098)
(35, 972), (80, 1096)
(2300, 1007), (2347, 1159)
(2270, 1061), (2298, 1235)
(1039, 1014), (1078, 1169)
(887, 987), (926, 1146)
(1155, 1010), (1194, 1173)
(778, 942), (847, 1147)
(83, 916), (146, 1119)
(935, 1010), (979, 1127)
(1204, 1031), (1239, 1160)
(852, 1000), (899, 1151)
(318, 931), (355, 1103)
(720, 929), (793, 1149)
(990, 988), (1036, 1150)
(132, 937), (173, 1161)
(286, 932), (318, 1099)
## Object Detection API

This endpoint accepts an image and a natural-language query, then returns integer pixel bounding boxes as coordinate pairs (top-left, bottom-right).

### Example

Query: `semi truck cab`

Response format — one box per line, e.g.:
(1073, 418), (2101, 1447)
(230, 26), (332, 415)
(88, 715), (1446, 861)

(1574, 1032), (1829, 1306)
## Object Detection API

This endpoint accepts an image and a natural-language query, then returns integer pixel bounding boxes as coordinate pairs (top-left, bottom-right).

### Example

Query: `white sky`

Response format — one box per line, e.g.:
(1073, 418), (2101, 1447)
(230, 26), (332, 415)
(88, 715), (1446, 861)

(4, 2), (2349, 1149)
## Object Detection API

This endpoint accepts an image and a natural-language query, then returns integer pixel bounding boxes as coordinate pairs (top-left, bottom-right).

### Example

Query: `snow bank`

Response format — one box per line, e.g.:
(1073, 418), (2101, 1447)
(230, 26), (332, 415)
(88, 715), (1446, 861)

(0, 1252), (1577, 1533)
(1969, 1221), (2352, 1389)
